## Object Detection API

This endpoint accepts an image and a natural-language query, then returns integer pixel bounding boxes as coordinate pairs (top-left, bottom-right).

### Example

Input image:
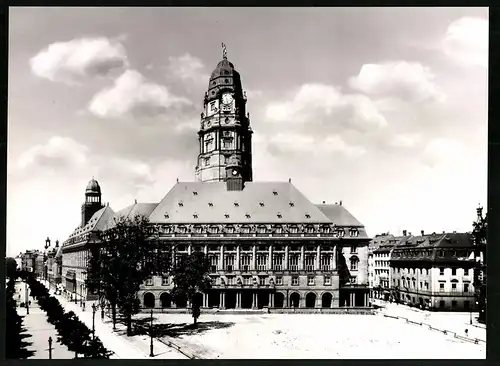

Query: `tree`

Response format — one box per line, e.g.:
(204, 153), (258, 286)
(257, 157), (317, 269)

(6, 257), (18, 280)
(87, 214), (171, 336)
(170, 252), (212, 326)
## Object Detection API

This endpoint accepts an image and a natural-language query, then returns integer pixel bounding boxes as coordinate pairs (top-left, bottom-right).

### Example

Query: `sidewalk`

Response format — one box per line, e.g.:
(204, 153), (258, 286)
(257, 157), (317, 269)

(42, 281), (187, 359)
(374, 300), (486, 342)
(15, 281), (74, 359)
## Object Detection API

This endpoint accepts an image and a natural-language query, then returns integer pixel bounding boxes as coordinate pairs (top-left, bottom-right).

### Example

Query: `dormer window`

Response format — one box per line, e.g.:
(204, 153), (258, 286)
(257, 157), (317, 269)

(289, 202), (295, 207)
(224, 213), (230, 219)
(178, 202), (184, 207)
(193, 213), (199, 219)
(305, 213), (311, 219)
(193, 191), (198, 196)
(272, 190), (278, 196)
(259, 202), (265, 207)
(245, 213), (251, 219)
(277, 213), (282, 219)
(234, 202), (239, 207)
(208, 202), (214, 207)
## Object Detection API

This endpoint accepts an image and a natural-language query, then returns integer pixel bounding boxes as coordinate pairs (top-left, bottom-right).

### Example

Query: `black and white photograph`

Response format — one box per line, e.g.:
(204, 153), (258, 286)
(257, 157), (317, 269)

(6, 7), (488, 359)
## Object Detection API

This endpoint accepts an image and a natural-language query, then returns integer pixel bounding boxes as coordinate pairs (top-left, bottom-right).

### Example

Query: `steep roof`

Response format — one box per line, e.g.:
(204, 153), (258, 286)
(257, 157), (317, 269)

(104, 203), (158, 230)
(315, 204), (364, 227)
(148, 181), (333, 224)
(66, 206), (115, 241)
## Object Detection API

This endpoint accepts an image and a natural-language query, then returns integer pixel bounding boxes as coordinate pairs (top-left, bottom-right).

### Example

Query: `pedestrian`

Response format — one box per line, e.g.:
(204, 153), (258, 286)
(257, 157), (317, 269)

(465, 329), (469, 337)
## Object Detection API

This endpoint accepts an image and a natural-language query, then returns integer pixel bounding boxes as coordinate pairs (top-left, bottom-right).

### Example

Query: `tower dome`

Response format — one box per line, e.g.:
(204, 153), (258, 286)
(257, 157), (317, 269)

(86, 178), (101, 194)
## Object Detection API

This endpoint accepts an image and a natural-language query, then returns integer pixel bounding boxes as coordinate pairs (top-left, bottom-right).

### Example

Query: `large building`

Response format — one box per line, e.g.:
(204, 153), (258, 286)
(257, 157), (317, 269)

(390, 231), (479, 311)
(61, 48), (371, 310)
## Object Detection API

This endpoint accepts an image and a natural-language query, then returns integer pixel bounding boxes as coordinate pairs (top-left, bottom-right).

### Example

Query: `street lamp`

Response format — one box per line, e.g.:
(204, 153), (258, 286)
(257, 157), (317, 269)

(44, 237), (51, 283)
(149, 309), (154, 357)
(91, 303), (97, 341)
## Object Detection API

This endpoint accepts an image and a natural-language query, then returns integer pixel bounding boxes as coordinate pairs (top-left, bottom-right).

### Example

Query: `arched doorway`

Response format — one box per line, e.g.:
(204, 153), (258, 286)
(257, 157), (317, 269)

(241, 292), (253, 309)
(322, 292), (332, 308)
(160, 292), (171, 308)
(305, 292), (317, 308)
(274, 292), (285, 308)
(192, 292), (204, 308)
(175, 292), (187, 308)
(257, 292), (269, 309)
(143, 292), (155, 308)
(290, 292), (300, 308)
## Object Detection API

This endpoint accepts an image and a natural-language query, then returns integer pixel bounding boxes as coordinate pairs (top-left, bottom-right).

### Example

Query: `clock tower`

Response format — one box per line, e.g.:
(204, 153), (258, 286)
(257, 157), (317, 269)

(195, 44), (253, 185)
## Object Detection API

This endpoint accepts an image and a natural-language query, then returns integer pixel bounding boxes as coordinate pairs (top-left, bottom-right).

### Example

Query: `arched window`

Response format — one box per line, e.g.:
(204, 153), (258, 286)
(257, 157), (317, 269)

(350, 257), (359, 271)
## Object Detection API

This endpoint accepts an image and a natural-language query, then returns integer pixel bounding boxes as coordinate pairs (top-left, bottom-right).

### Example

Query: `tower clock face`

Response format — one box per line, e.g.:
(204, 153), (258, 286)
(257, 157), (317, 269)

(232, 169), (239, 176)
(222, 93), (234, 105)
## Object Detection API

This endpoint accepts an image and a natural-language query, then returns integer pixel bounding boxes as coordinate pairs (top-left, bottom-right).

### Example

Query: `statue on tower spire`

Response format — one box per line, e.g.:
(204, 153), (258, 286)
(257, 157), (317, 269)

(222, 42), (227, 60)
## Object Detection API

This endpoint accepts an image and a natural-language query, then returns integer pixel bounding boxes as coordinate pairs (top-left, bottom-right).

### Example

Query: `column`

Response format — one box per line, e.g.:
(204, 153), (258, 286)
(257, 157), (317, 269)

(236, 245), (241, 270)
(350, 293), (355, 307)
(204, 245), (208, 255)
(236, 292), (241, 308)
(300, 246), (305, 270)
(316, 244), (321, 270)
(222, 292), (226, 308)
(284, 245), (289, 270)
(252, 292), (257, 309)
(203, 293), (208, 308)
(268, 293), (273, 308)
(219, 245), (224, 270)
(219, 292), (225, 309)
(364, 293), (368, 307)
(268, 245), (273, 271)
(252, 245), (257, 270)
(187, 299), (191, 308)
(188, 244), (192, 255)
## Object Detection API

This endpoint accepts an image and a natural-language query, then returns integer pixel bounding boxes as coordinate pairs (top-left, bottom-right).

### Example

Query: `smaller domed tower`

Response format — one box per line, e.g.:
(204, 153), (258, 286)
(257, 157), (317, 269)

(81, 178), (104, 227)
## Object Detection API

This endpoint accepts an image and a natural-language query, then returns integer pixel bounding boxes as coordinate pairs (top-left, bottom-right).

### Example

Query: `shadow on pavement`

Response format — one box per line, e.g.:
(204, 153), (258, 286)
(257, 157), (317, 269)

(123, 317), (235, 338)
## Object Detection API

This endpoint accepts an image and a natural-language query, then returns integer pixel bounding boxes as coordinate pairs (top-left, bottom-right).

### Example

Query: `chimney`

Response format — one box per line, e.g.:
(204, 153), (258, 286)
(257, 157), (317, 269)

(403, 230), (407, 236)
(339, 200), (342, 206)
(322, 201), (326, 204)
(134, 199), (137, 204)
(288, 178), (291, 183)
(421, 230), (424, 236)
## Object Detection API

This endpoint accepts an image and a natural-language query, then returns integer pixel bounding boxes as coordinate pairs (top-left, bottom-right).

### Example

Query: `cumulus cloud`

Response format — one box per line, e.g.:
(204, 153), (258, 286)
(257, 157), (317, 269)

(348, 61), (445, 103)
(265, 83), (387, 130)
(269, 132), (366, 158)
(442, 17), (488, 68)
(167, 53), (209, 85)
(389, 133), (422, 148)
(30, 37), (128, 84)
(88, 70), (192, 118)
(17, 136), (89, 170)
(423, 138), (464, 168)
(98, 158), (154, 188)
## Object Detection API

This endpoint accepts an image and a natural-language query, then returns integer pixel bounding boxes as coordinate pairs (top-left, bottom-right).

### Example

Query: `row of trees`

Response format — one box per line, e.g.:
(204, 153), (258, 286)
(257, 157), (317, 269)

(85, 215), (212, 336)
(5, 258), (34, 359)
(22, 270), (112, 358)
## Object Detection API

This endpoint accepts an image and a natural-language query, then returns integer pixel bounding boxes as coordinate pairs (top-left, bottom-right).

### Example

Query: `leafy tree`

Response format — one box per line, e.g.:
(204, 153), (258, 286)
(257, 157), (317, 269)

(6, 257), (18, 280)
(170, 252), (212, 326)
(87, 214), (171, 336)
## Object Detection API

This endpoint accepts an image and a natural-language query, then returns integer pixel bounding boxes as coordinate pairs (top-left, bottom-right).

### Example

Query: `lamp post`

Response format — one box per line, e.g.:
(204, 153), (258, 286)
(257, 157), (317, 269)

(47, 336), (53, 359)
(44, 237), (51, 283)
(149, 309), (154, 357)
(91, 303), (97, 341)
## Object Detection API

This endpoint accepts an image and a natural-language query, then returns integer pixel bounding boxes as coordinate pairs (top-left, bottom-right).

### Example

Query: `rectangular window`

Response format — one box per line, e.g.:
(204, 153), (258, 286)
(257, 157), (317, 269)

(275, 275), (283, 285)
(209, 254), (219, 272)
(451, 300), (457, 308)
(204, 157), (210, 166)
(350, 259), (358, 271)
(350, 276), (357, 284)
(223, 140), (231, 149)
(272, 254), (284, 271)
(425, 282), (429, 290)
(464, 283), (470, 292)
(350, 245), (357, 253)
(439, 300), (445, 308)
(464, 268), (470, 276)
(451, 283), (457, 291)
(292, 276), (299, 286)
(145, 278), (153, 286)
(439, 283), (445, 291)
(305, 255), (315, 271)
(256, 254), (268, 271)
(324, 276), (331, 285)
(439, 267), (445, 276)
(451, 268), (457, 276)
(161, 276), (169, 286)
(289, 254), (299, 271)
(307, 276), (315, 285)
(464, 300), (470, 309)
(226, 276), (235, 285)
(224, 254), (235, 271)
(240, 254), (251, 271)
(243, 276), (251, 285)
(259, 277), (266, 286)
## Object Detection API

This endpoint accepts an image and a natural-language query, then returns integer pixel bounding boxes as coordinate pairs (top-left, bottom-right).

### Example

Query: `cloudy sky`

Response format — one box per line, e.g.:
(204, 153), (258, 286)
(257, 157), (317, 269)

(8, 7), (488, 256)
